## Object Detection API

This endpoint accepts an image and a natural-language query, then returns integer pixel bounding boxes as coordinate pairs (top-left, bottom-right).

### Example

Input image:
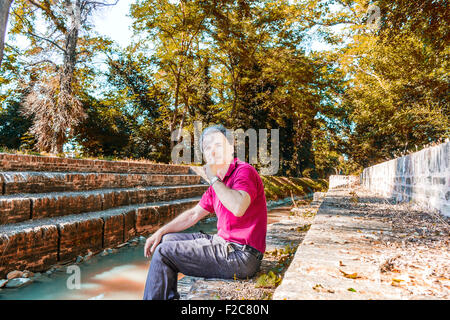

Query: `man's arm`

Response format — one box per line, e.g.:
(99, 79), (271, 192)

(211, 180), (251, 218)
(144, 203), (211, 257)
(159, 203), (211, 234)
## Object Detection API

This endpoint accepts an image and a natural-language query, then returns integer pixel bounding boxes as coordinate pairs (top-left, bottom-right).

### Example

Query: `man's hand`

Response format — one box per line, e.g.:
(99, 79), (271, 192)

(203, 164), (218, 182)
(144, 230), (164, 258)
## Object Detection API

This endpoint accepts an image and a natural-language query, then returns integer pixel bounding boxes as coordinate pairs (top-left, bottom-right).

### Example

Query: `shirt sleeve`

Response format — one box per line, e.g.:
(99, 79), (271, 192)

(231, 166), (258, 203)
(198, 186), (214, 213)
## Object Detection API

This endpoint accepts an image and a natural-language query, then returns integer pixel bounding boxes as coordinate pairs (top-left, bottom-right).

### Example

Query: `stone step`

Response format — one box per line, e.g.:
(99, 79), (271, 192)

(0, 153), (192, 174)
(0, 171), (204, 195)
(0, 196), (202, 278)
(0, 184), (208, 225)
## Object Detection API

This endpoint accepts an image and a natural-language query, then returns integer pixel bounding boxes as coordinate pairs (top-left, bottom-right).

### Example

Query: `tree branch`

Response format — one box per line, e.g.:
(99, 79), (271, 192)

(26, 0), (67, 33)
(25, 29), (67, 53)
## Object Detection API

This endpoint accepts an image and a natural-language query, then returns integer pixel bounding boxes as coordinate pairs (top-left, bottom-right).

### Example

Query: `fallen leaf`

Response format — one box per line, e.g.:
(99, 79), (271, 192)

(312, 284), (324, 291)
(348, 288), (356, 292)
(391, 281), (404, 287)
(313, 284), (335, 294)
(340, 269), (362, 279)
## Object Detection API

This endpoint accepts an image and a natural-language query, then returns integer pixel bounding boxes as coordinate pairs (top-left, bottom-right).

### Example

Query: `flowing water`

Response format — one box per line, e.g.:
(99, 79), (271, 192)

(0, 203), (297, 300)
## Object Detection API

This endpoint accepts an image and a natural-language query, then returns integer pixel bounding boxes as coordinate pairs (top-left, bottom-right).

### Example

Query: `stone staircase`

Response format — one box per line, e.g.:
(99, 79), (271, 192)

(0, 153), (208, 278)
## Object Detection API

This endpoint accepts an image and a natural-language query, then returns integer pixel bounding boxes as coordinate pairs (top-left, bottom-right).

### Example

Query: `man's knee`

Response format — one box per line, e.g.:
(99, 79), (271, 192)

(160, 233), (172, 243)
(161, 232), (182, 243)
(153, 242), (179, 272)
(154, 241), (174, 260)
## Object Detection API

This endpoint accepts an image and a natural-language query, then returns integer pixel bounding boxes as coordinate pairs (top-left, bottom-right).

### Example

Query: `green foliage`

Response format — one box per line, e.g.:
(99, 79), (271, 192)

(256, 244), (297, 289)
(1, 0), (446, 174)
(328, 0), (450, 167)
(255, 271), (282, 289)
(261, 176), (325, 201)
(0, 100), (33, 149)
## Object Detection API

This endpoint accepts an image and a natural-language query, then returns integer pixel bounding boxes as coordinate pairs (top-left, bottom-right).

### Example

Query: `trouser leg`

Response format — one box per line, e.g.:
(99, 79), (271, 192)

(143, 232), (211, 300)
(143, 233), (261, 300)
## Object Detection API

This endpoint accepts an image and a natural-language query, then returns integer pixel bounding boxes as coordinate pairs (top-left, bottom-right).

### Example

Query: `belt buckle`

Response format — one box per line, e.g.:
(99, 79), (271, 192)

(226, 243), (234, 259)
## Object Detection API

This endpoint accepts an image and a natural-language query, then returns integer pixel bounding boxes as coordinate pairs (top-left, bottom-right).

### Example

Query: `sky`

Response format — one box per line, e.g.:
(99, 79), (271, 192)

(90, 0), (134, 48)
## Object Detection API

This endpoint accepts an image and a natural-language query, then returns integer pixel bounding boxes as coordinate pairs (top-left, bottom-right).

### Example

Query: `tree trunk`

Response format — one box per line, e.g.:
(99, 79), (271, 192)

(0, 0), (13, 66)
(53, 0), (80, 154)
(169, 76), (181, 155)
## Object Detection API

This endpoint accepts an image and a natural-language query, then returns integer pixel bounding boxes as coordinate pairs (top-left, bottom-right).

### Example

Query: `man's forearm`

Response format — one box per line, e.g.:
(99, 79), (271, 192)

(211, 180), (243, 216)
(159, 208), (198, 235)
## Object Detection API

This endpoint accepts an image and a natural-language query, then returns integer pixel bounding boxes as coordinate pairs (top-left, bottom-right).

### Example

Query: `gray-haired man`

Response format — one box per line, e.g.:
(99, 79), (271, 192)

(143, 124), (267, 300)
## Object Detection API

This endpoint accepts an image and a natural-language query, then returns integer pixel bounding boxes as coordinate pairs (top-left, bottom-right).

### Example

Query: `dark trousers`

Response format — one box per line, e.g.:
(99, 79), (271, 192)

(143, 232), (262, 300)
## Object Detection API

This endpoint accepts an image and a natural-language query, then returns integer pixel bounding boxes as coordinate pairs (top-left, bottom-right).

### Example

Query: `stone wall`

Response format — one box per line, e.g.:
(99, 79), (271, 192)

(0, 153), (208, 278)
(0, 199), (200, 276)
(0, 171), (201, 194)
(329, 175), (359, 189)
(360, 141), (449, 216)
(0, 153), (190, 174)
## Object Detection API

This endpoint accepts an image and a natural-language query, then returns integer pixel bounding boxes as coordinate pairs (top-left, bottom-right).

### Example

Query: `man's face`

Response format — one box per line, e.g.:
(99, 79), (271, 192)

(202, 131), (233, 165)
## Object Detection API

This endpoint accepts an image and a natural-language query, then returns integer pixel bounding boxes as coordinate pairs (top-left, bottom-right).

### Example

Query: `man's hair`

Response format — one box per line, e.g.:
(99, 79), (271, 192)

(199, 124), (234, 153)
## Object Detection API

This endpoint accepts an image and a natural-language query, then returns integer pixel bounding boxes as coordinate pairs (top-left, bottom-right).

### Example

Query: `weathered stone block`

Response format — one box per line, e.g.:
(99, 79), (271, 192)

(58, 217), (103, 262)
(0, 224), (58, 278)
(31, 193), (103, 219)
(0, 153), (191, 174)
(102, 190), (130, 210)
(136, 207), (160, 233)
(103, 213), (124, 248)
(123, 209), (137, 241)
(0, 198), (30, 225)
(1, 171), (202, 195)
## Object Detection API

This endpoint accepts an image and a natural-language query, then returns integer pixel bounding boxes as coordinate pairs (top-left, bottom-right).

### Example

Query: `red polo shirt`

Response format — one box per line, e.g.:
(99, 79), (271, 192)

(199, 157), (267, 253)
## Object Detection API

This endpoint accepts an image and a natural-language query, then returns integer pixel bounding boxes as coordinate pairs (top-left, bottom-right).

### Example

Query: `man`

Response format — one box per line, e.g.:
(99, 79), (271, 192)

(143, 124), (267, 300)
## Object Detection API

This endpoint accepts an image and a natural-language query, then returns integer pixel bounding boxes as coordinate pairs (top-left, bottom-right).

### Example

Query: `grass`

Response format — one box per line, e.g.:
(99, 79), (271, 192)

(255, 244), (298, 290)
(261, 176), (328, 201)
(0, 147), (161, 164)
(0, 146), (43, 157)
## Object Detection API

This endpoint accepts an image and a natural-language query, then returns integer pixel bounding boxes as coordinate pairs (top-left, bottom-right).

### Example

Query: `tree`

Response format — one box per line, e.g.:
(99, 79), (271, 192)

(130, 0), (211, 153)
(8, 0), (118, 154)
(0, 99), (33, 149)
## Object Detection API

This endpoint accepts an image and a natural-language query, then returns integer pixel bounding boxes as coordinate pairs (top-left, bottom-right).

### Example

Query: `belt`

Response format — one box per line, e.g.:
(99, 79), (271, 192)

(227, 242), (264, 260)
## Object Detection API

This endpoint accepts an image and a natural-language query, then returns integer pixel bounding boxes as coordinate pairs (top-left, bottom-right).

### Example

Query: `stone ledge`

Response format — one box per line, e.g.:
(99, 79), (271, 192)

(0, 153), (192, 174)
(0, 184), (208, 224)
(273, 188), (406, 300)
(0, 171), (203, 195)
(0, 197), (201, 278)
